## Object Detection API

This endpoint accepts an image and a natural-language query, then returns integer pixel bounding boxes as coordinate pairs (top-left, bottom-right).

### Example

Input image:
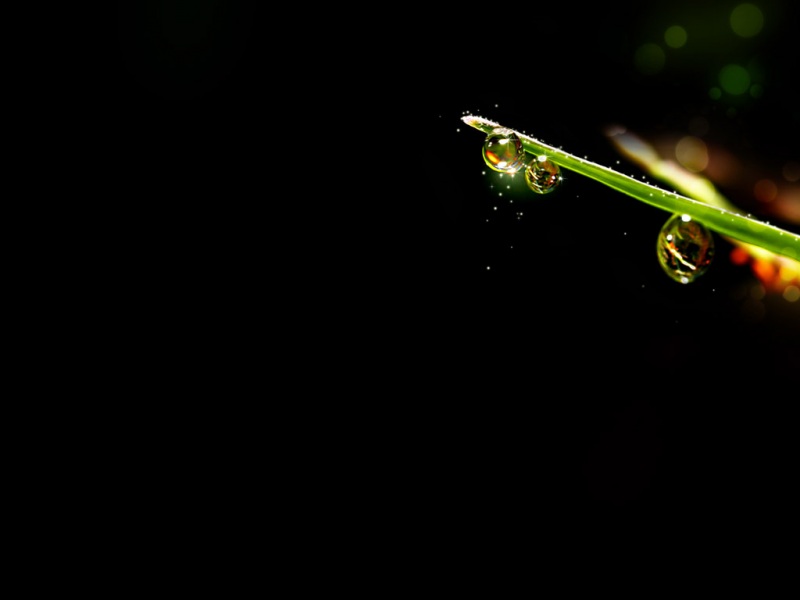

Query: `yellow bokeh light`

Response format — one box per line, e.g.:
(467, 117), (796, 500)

(782, 161), (800, 182)
(730, 3), (764, 38)
(675, 136), (708, 173)
(664, 25), (687, 48)
(754, 179), (777, 203)
(783, 285), (800, 302)
(719, 64), (750, 95)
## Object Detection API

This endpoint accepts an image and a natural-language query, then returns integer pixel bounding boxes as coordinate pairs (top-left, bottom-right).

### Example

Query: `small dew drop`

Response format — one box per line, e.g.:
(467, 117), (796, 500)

(657, 213), (715, 284)
(482, 129), (525, 173)
(524, 156), (562, 194)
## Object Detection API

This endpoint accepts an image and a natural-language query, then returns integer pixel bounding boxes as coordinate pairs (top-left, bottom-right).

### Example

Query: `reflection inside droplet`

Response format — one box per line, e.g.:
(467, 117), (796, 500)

(482, 128), (525, 173)
(524, 155), (561, 194)
(657, 213), (715, 283)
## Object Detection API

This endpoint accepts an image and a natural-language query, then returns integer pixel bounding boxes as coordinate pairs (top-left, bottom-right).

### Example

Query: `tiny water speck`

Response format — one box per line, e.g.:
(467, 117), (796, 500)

(657, 213), (715, 283)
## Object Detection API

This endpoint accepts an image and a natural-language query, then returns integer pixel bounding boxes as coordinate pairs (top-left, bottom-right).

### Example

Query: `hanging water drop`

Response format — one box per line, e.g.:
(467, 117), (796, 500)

(482, 128), (525, 173)
(656, 213), (715, 284)
(524, 155), (562, 194)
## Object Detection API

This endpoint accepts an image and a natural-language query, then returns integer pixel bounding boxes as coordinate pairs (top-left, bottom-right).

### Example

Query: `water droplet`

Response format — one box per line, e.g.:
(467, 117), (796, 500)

(482, 128), (525, 173)
(657, 213), (715, 284)
(524, 155), (561, 194)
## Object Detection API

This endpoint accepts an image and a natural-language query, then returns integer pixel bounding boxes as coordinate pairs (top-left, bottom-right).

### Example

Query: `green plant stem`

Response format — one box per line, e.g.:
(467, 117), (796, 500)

(463, 115), (799, 261)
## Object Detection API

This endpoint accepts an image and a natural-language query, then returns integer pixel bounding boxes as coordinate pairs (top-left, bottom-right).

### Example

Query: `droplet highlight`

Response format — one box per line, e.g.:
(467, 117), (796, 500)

(482, 128), (525, 173)
(657, 213), (715, 284)
(524, 155), (561, 194)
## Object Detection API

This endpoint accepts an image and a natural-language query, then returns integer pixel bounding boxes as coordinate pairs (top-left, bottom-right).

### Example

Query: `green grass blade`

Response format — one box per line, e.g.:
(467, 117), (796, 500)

(463, 115), (800, 261)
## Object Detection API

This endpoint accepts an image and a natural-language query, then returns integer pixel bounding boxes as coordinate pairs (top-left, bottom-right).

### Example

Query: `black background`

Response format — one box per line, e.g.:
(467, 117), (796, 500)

(117, 1), (798, 533)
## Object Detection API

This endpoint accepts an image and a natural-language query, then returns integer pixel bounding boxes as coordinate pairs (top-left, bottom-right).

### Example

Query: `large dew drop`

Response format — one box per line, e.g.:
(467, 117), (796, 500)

(524, 155), (562, 194)
(482, 128), (525, 173)
(657, 213), (715, 284)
